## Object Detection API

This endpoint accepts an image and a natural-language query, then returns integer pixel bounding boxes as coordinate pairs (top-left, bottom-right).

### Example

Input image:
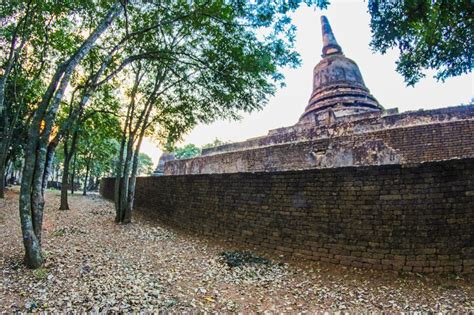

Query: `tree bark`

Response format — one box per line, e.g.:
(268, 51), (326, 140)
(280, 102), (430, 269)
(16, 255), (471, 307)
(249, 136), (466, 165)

(114, 134), (126, 221)
(60, 130), (78, 210)
(0, 95), (13, 199)
(71, 151), (77, 195)
(118, 137), (133, 223)
(0, 123), (8, 198)
(59, 142), (70, 210)
(19, 138), (44, 268)
(0, 163), (5, 198)
(82, 157), (91, 196)
(41, 145), (55, 193)
(124, 138), (142, 223)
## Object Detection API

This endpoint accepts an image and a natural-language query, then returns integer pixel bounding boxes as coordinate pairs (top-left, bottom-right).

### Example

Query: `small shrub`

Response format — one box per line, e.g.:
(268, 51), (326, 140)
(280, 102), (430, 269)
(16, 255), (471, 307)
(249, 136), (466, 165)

(220, 251), (271, 268)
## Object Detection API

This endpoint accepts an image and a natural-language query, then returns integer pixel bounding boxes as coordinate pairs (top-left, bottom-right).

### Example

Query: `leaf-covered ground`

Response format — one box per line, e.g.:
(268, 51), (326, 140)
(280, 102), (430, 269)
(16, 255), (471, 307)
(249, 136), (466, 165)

(1, 188), (473, 312)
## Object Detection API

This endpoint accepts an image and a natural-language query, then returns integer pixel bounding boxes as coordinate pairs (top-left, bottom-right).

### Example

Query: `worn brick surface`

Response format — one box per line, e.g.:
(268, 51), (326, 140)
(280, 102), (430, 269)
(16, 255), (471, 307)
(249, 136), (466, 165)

(101, 158), (474, 273)
(165, 106), (474, 175)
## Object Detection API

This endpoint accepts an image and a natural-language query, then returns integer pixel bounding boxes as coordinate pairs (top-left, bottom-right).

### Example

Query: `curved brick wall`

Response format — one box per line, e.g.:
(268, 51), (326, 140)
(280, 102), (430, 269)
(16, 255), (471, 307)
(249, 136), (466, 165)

(165, 119), (474, 175)
(101, 158), (474, 273)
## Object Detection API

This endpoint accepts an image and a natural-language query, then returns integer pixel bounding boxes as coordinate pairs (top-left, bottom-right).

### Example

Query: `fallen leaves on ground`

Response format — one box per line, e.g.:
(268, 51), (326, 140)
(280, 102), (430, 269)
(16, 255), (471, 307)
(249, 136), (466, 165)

(1, 187), (473, 312)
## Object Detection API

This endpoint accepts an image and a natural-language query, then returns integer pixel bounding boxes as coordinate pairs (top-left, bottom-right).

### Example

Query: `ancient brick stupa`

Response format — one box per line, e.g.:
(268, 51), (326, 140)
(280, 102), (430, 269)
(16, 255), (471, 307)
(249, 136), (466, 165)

(299, 16), (382, 125)
(159, 16), (473, 176)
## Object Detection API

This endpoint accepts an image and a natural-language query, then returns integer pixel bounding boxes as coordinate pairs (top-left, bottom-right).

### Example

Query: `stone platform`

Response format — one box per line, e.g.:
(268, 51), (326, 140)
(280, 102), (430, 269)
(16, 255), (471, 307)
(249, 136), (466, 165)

(165, 105), (474, 175)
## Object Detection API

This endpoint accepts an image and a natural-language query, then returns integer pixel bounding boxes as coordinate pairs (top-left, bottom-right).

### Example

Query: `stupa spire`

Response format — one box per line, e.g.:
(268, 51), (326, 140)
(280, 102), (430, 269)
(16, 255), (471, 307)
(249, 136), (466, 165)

(321, 15), (342, 57)
(298, 15), (382, 124)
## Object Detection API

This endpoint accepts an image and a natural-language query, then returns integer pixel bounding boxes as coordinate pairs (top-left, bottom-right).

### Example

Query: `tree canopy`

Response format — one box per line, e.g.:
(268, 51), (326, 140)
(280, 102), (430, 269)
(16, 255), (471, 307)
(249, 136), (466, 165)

(173, 144), (202, 160)
(368, 0), (473, 85)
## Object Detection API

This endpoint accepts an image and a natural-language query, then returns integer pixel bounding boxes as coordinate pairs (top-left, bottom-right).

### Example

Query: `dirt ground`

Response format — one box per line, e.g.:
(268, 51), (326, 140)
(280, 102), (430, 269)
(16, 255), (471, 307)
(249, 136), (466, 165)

(1, 187), (473, 312)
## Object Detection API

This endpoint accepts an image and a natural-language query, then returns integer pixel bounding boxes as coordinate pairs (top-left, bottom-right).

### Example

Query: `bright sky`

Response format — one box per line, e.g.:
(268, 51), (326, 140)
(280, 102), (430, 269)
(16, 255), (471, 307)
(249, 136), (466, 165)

(141, 0), (473, 166)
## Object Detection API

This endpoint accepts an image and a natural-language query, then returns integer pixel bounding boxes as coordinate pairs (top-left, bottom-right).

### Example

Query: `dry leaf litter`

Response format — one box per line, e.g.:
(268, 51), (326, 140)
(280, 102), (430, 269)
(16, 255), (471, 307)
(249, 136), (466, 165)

(1, 188), (473, 312)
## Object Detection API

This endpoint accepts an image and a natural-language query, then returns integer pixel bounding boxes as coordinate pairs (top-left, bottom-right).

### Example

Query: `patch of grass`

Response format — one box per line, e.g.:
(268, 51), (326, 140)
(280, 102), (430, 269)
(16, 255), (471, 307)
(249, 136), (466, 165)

(51, 228), (65, 237)
(42, 250), (51, 259)
(33, 268), (48, 280)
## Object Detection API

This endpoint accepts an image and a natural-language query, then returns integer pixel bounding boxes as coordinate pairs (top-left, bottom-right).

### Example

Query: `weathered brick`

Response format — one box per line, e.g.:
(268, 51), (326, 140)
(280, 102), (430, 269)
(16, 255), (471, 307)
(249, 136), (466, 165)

(100, 156), (473, 274)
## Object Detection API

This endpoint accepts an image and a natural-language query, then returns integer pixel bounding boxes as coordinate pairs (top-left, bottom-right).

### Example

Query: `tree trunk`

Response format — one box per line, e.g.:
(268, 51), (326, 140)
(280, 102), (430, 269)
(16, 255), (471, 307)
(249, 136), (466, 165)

(82, 157), (91, 196)
(56, 164), (60, 182)
(0, 163), (5, 198)
(19, 137), (44, 268)
(31, 153), (45, 240)
(118, 138), (133, 223)
(124, 143), (141, 223)
(60, 130), (78, 210)
(59, 146), (70, 211)
(42, 142), (57, 194)
(71, 151), (77, 195)
(0, 115), (10, 199)
(17, 159), (23, 184)
(114, 129), (127, 221)
(114, 83), (138, 222)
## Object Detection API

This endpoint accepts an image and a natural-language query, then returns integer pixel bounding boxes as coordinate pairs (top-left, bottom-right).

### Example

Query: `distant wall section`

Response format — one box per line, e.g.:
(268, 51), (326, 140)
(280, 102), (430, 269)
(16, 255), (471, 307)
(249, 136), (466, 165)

(165, 119), (474, 175)
(101, 158), (474, 273)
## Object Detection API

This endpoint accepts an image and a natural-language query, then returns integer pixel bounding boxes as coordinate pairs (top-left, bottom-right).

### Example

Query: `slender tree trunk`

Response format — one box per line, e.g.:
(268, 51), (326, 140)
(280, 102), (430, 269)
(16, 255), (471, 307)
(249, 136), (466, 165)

(93, 176), (99, 191)
(0, 94), (24, 197)
(124, 138), (142, 223)
(19, 136), (44, 268)
(0, 163), (5, 198)
(17, 159), (23, 184)
(0, 115), (11, 198)
(82, 157), (91, 196)
(9, 163), (15, 185)
(0, 48), (17, 137)
(59, 143), (70, 210)
(71, 151), (77, 195)
(55, 164), (59, 182)
(31, 151), (46, 241)
(118, 137), (134, 222)
(1, 101), (23, 197)
(114, 135), (126, 221)
(42, 142), (57, 194)
(60, 130), (78, 210)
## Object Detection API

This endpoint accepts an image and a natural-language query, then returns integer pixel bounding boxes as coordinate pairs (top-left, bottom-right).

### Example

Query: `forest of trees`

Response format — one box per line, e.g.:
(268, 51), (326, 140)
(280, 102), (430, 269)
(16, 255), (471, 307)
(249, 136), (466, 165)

(1, 0), (471, 270)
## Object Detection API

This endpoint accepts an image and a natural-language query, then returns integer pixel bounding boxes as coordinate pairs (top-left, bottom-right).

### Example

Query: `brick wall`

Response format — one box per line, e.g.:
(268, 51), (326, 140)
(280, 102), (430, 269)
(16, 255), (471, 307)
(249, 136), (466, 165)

(101, 158), (474, 273)
(201, 105), (474, 156)
(165, 119), (474, 175)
